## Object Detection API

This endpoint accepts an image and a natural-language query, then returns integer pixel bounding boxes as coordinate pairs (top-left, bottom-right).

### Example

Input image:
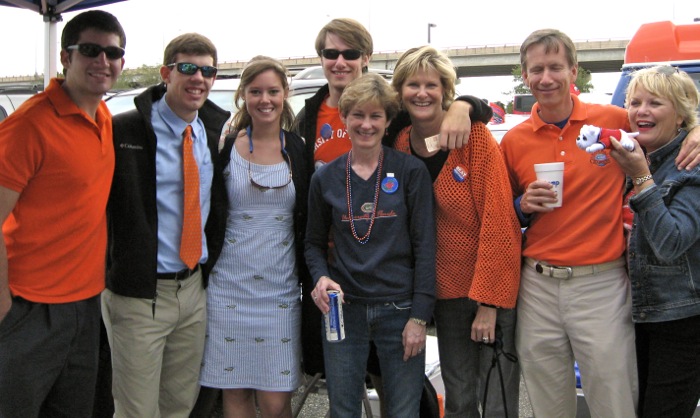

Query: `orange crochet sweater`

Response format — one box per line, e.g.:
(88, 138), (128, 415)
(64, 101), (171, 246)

(395, 122), (521, 308)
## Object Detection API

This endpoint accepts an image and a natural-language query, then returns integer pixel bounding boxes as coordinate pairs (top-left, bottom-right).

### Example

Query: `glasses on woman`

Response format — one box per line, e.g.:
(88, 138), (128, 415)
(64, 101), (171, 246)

(246, 126), (292, 190)
(248, 150), (293, 191)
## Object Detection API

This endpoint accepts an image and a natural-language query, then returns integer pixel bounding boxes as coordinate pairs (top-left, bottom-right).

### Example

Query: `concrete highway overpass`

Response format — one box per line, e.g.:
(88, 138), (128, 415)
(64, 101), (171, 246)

(268, 39), (627, 78)
(0, 39), (627, 88)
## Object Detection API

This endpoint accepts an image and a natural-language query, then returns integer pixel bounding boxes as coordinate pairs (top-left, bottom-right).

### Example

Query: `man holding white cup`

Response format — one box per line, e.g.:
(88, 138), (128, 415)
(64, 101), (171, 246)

(533, 162), (564, 207)
(501, 28), (700, 418)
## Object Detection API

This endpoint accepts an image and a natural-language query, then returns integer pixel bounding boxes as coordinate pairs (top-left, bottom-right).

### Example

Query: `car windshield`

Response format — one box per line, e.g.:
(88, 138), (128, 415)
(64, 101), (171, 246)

(208, 90), (236, 114)
(105, 91), (141, 115)
(106, 79), (242, 117)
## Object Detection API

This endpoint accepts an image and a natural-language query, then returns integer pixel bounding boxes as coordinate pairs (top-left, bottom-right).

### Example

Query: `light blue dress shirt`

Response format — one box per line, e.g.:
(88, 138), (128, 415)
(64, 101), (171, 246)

(152, 96), (213, 273)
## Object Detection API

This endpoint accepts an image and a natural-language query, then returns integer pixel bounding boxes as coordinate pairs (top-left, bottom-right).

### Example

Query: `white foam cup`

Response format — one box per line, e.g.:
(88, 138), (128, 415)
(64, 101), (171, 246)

(534, 162), (564, 208)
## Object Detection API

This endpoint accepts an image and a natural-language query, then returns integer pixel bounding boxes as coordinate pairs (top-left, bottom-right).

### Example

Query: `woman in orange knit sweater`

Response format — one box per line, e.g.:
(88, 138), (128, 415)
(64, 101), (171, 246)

(387, 46), (522, 417)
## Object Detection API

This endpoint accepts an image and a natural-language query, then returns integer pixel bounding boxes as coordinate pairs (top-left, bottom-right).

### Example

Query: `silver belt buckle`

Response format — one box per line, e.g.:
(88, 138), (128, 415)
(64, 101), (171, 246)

(562, 266), (573, 279)
(535, 262), (573, 279)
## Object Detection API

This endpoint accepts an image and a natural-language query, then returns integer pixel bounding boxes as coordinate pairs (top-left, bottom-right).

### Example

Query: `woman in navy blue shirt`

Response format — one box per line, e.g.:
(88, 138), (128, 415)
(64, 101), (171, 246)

(305, 73), (436, 418)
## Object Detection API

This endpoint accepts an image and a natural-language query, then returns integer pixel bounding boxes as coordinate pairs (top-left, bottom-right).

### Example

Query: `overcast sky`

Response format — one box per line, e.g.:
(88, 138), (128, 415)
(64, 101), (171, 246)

(2, 0), (699, 100)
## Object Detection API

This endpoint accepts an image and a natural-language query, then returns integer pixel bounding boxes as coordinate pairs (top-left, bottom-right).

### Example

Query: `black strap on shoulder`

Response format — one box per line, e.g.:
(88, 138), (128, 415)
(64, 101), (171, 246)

(219, 130), (239, 168)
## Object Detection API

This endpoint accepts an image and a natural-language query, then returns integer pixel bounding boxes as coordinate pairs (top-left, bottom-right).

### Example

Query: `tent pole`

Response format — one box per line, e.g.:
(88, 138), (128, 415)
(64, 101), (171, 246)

(42, 8), (61, 88)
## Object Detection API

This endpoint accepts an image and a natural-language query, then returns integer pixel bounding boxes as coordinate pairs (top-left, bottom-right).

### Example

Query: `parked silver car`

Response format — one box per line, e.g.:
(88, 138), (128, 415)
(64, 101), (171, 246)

(105, 66), (391, 118)
(105, 78), (242, 116)
(0, 87), (40, 122)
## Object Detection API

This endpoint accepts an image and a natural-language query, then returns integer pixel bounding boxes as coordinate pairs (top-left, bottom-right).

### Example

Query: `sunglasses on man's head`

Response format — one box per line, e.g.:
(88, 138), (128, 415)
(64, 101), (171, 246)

(66, 43), (125, 60)
(321, 49), (363, 61)
(167, 62), (218, 78)
(656, 65), (680, 76)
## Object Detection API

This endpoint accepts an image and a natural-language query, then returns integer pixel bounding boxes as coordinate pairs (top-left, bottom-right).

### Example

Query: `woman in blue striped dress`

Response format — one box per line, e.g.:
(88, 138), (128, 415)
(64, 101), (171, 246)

(200, 56), (310, 418)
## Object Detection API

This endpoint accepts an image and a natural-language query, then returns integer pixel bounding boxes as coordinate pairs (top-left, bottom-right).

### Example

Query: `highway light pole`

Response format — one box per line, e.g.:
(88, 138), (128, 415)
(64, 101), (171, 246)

(428, 23), (437, 43)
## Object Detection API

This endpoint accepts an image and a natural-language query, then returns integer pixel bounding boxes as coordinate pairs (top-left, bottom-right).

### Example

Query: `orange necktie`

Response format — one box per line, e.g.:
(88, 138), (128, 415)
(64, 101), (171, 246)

(180, 125), (202, 269)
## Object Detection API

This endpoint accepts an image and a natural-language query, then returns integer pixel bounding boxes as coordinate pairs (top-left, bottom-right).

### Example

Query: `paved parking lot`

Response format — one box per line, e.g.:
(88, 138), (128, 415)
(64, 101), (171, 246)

(285, 376), (535, 418)
(209, 324), (536, 417)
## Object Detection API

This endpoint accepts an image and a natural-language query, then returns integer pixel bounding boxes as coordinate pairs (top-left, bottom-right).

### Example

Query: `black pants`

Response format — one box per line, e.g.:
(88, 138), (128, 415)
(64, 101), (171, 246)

(636, 315), (700, 418)
(0, 295), (100, 418)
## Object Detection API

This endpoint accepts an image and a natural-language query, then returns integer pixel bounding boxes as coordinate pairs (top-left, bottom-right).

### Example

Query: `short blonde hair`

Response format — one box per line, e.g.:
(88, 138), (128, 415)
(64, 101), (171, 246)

(338, 73), (399, 121)
(392, 46), (456, 110)
(626, 65), (699, 130)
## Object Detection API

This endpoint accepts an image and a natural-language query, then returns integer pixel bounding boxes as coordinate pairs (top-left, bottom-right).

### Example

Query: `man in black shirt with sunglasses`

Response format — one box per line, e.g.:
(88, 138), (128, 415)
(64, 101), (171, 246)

(103, 33), (229, 418)
(0, 10), (125, 417)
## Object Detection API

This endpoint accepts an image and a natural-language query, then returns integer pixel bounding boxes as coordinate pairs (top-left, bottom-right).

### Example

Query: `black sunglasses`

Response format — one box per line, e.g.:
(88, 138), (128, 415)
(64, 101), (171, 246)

(321, 49), (363, 61)
(246, 127), (292, 191)
(248, 152), (293, 191)
(167, 62), (218, 78)
(66, 43), (125, 60)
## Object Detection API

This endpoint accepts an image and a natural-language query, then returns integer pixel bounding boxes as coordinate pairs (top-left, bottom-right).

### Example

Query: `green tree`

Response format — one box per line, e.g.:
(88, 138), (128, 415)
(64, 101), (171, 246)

(113, 64), (162, 90)
(510, 66), (530, 94)
(575, 67), (593, 93)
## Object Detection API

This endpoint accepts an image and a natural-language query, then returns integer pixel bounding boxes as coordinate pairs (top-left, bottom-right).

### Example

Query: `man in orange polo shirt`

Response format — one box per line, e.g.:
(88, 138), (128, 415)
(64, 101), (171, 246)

(0, 10), (125, 417)
(500, 29), (700, 418)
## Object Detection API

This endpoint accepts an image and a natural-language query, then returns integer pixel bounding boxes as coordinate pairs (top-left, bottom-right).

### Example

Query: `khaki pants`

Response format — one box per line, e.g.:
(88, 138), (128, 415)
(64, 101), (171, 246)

(516, 261), (638, 418)
(102, 271), (206, 418)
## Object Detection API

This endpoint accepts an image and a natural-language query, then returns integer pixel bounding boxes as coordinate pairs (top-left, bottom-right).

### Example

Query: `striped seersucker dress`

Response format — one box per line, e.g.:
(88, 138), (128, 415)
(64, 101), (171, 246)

(200, 148), (302, 391)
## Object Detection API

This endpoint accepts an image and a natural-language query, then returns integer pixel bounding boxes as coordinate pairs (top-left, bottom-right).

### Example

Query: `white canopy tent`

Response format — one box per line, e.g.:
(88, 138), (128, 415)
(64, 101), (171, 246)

(0, 0), (126, 87)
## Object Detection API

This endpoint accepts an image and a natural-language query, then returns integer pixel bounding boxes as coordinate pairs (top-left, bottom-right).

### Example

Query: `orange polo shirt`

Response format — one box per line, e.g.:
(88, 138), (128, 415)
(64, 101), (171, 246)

(500, 95), (630, 266)
(0, 78), (114, 303)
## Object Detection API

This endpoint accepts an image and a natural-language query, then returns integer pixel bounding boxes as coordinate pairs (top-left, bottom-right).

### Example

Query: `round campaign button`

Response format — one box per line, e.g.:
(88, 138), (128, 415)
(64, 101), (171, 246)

(381, 174), (399, 194)
(452, 166), (468, 182)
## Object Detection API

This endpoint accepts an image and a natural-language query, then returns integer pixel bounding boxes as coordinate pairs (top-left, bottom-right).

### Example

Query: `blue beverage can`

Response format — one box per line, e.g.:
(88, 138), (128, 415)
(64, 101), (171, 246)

(324, 290), (345, 342)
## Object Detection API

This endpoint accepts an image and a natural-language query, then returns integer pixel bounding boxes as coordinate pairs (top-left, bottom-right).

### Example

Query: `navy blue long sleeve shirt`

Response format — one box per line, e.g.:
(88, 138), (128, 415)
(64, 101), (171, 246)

(305, 146), (436, 322)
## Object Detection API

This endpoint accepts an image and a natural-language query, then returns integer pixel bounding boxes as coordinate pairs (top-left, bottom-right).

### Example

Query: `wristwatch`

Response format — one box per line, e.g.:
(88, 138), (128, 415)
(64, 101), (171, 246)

(633, 174), (653, 185)
(410, 318), (427, 326)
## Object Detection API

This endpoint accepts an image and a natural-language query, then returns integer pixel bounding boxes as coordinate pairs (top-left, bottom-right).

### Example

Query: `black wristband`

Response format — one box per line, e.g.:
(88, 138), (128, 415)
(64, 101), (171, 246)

(479, 303), (499, 309)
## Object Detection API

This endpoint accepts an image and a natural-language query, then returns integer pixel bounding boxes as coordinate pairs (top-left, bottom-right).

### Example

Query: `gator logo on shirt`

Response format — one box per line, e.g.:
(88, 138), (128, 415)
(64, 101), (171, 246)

(590, 151), (611, 167)
(361, 202), (374, 213)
